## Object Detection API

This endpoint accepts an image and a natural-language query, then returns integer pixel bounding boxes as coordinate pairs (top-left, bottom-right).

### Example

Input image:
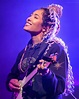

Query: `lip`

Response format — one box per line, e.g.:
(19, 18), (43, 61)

(25, 21), (32, 26)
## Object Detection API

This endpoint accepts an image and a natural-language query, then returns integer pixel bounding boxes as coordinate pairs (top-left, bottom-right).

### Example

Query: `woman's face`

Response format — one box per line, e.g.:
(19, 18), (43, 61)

(24, 9), (44, 35)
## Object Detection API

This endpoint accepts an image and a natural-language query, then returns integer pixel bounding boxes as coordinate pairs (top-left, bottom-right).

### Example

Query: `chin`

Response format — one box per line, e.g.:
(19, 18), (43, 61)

(23, 27), (32, 33)
(24, 26), (29, 31)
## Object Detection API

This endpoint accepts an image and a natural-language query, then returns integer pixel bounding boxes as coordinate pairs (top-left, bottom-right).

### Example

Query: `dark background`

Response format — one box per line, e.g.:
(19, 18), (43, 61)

(0, 0), (79, 99)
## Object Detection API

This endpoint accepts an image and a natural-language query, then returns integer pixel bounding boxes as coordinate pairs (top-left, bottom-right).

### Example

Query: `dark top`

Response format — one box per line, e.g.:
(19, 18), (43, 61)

(6, 40), (68, 99)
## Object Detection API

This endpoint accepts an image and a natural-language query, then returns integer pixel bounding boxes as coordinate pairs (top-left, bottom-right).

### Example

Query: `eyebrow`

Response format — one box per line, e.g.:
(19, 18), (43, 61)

(34, 13), (40, 17)
(32, 13), (41, 18)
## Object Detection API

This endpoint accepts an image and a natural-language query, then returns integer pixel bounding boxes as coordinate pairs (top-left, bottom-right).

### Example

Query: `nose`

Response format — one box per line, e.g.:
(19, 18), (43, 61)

(26, 16), (31, 22)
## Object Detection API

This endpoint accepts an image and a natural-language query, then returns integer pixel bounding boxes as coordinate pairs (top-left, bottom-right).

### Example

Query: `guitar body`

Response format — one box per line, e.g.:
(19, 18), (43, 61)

(13, 80), (23, 99)
(14, 89), (23, 99)
(16, 93), (23, 99)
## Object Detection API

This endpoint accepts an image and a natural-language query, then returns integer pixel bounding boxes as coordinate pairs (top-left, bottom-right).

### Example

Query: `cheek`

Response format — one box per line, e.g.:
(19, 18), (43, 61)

(24, 24), (42, 33)
(32, 20), (43, 32)
(33, 23), (42, 31)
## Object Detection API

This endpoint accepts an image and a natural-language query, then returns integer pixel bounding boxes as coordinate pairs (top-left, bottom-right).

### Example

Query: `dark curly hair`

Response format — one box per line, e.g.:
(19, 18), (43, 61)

(40, 4), (75, 97)
(40, 8), (55, 28)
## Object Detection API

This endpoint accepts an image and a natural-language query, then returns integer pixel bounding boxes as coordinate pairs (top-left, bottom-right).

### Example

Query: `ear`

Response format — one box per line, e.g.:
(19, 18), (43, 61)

(42, 26), (50, 34)
(42, 27), (46, 33)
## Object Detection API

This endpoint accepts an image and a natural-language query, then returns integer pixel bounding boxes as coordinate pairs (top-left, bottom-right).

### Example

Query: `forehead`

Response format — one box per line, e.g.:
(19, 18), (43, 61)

(32, 9), (44, 18)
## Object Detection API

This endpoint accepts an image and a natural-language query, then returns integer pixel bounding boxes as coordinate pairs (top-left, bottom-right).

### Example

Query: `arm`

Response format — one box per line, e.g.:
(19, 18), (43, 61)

(40, 43), (68, 95)
(6, 49), (24, 91)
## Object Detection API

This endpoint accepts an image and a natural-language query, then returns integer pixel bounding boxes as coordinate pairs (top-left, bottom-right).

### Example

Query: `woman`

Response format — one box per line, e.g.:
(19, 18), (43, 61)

(6, 4), (74, 99)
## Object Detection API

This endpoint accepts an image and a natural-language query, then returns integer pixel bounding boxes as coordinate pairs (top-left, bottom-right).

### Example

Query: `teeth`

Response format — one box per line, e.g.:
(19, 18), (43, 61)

(26, 23), (31, 26)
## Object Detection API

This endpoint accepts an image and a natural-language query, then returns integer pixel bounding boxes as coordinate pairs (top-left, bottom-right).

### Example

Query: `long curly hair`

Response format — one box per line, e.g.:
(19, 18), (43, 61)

(41, 4), (74, 96)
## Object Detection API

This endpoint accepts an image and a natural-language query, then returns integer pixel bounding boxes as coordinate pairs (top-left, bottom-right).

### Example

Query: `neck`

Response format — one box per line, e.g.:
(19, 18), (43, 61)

(31, 32), (43, 46)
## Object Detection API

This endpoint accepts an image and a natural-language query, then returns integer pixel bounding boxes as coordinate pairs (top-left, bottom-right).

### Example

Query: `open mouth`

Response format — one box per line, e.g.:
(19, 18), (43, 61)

(26, 22), (32, 26)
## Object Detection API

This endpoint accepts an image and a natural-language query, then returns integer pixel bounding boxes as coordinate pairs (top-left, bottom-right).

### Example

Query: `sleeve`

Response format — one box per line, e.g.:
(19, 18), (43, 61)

(6, 49), (24, 91)
(42, 43), (68, 95)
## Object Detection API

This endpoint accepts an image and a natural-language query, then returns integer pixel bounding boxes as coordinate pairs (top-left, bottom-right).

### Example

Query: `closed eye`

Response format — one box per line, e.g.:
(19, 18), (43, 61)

(34, 16), (38, 19)
(34, 14), (39, 19)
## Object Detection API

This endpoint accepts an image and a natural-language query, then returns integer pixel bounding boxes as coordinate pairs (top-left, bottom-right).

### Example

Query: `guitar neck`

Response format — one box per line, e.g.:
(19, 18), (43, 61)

(21, 60), (51, 87)
(21, 67), (38, 87)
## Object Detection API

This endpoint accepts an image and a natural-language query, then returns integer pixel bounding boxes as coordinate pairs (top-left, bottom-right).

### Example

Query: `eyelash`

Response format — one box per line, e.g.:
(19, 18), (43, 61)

(34, 16), (38, 19)
(29, 14), (38, 19)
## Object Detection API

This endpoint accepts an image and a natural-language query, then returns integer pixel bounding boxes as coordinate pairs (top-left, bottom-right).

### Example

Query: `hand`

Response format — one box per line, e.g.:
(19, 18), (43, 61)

(37, 54), (57, 75)
(37, 59), (50, 75)
(9, 79), (21, 92)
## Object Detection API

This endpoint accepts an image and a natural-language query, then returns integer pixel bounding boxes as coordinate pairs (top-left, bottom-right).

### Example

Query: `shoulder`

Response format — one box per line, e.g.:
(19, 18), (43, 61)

(49, 41), (64, 53)
(47, 41), (68, 61)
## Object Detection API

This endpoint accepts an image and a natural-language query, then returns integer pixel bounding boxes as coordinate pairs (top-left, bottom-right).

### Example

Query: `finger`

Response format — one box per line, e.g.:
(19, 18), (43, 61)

(39, 59), (44, 62)
(37, 62), (47, 69)
(41, 63), (45, 69)
(10, 80), (20, 87)
(38, 62), (44, 69)
(37, 64), (41, 69)
(9, 83), (20, 91)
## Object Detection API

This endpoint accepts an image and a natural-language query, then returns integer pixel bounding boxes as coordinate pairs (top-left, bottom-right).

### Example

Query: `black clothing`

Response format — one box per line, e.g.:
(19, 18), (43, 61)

(6, 40), (68, 99)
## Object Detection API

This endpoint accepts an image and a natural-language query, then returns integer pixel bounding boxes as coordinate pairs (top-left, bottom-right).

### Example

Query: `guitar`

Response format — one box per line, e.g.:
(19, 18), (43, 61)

(13, 54), (57, 99)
